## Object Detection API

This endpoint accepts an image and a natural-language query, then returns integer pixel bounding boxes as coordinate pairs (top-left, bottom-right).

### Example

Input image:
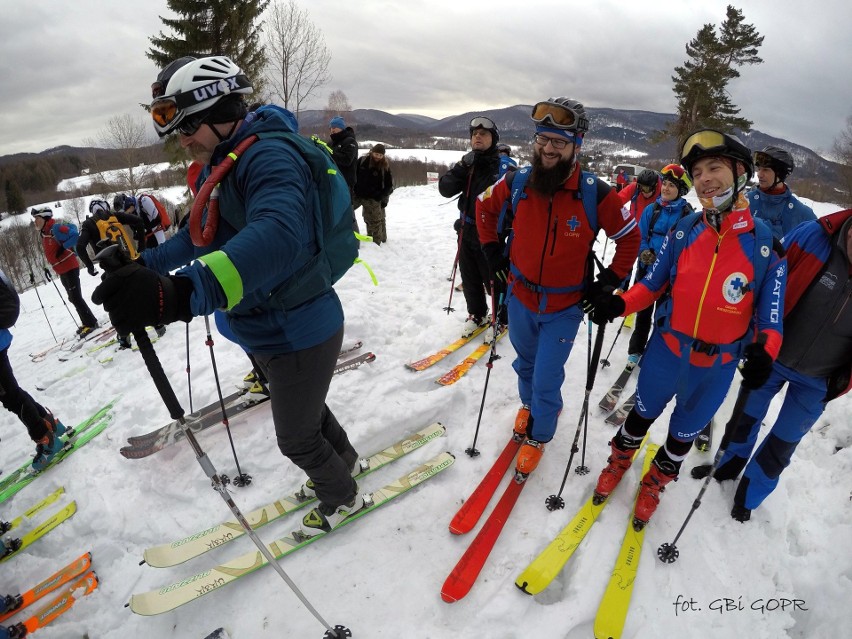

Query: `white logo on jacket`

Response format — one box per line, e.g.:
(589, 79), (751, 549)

(722, 272), (749, 304)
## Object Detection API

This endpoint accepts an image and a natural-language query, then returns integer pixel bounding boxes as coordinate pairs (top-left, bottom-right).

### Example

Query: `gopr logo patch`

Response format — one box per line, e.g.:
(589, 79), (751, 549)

(722, 272), (748, 304)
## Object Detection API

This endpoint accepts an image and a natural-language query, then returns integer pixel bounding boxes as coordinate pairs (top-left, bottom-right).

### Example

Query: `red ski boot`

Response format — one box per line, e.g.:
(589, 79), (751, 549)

(593, 436), (639, 505)
(633, 460), (678, 530)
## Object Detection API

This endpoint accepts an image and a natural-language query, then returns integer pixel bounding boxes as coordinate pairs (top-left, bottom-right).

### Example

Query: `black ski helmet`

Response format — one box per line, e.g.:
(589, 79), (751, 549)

(680, 129), (754, 180)
(637, 169), (658, 189)
(754, 146), (795, 182)
(469, 116), (499, 145)
(113, 194), (127, 212)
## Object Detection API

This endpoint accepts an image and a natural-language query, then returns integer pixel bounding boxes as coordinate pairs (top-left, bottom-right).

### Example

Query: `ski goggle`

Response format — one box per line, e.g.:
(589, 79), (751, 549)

(681, 130), (731, 162)
(469, 116), (497, 131)
(531, 102), (581, 129)
(660, 164), (692, 188)
(151, 99), (207, 136)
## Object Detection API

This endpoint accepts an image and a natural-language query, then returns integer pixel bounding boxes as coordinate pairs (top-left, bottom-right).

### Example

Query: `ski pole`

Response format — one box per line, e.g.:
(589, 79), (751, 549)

(185, 323), (193, 413)
(578, 315), (593, 474)
(466, 286), (504, 458)
(203, 315), (251, 487)
(28, 271), (58, 344)
(43, 267), (80, 328)
(600, 316), (627, 368)
(657, 334), (766, 563)
(545, 318), (607, 511)
(443, 221), (463, 314)
(95, 246), (350, 639)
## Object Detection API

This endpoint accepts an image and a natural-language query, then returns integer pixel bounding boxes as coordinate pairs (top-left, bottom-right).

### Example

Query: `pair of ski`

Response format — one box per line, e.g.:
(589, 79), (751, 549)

(441, 435), (528, 602)
(407, 325), (507, 386)
(1, 487), (77, 562)
(515, 443), (659, 639)
(119, 345), (373, 459)
(0, 552), (98, 635)
(29, 325), (115, 363)
(598, 361), (715, 449)
(128, 423), (454, 615)
(0, 400), (118, 504)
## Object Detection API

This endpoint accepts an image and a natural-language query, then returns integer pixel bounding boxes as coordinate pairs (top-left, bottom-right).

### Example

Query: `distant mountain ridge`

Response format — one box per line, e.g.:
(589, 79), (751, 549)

(298, 105), (841, 182)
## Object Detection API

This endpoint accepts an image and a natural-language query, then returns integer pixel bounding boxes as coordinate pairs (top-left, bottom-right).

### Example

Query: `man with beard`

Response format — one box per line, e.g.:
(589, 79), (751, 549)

(440, 116), (506, 338)
(476, 97), (639, 477)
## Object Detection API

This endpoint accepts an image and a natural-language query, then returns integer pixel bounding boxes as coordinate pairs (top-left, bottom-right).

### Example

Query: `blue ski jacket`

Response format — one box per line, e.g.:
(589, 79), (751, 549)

(747, 186), (816, 240)
(142, 105), (344, 354)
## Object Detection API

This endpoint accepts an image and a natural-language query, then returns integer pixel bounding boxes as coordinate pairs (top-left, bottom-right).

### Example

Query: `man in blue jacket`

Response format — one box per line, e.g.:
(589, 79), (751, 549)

(748, 146), (816, 240)
(91, 56), (363, 538)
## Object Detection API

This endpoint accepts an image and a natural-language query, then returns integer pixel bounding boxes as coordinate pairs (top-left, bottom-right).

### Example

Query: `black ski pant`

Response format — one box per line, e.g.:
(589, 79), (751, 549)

(627, 303), (654, 356)
(458, 233), (490, 319)
(254, 326), (358, 508)
(0, 347), (49, 442)
(59, 268), (98, 327)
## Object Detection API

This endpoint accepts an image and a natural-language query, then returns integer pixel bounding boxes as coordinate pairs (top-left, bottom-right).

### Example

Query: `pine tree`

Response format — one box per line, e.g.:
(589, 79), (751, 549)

(146, 0), (269, 95)
(666, 5), (763, 154)
(4, 180), (25, 215)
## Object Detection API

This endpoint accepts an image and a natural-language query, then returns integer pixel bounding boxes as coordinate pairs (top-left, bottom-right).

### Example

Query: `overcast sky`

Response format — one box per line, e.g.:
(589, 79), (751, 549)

(1, 0), (850, 157)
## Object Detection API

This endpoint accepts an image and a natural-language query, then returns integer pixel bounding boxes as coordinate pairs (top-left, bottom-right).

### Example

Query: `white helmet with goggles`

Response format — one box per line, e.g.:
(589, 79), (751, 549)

(150, 55), (253, 138)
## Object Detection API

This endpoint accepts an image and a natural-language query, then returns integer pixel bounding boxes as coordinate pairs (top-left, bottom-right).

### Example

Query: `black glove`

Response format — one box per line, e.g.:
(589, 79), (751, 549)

(639, 249), (656, 266)
(482, 242), (509, 284)
(740, 342), (773, 390)
(459, 151), (476, 168)
(91, 262), (193, 334)
(582, 267), (621, 307)
(453, 218), (463, 233)
(87, 266), (99, 277)
(588, 290), (625, 325)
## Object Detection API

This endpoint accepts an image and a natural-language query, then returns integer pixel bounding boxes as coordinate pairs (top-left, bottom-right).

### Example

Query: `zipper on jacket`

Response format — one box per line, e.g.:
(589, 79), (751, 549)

(535, 198), (556, 306)
(692, 232), (723, 337)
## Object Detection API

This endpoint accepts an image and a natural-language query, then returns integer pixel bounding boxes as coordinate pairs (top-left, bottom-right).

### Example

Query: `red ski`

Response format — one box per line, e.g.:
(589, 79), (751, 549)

(448, 437), (521, 535)
(441, 479), (526, 603)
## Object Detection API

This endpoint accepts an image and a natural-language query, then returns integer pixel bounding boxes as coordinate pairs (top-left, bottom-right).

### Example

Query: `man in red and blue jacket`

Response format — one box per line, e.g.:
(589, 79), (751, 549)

(477, 97), (639, 478)
(693, 207), (852, 521)
(588, 129), (787, 529)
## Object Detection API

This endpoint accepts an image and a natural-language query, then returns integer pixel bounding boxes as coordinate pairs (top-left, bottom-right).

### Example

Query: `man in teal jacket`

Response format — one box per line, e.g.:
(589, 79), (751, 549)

(92, 55), (363, 538)
(748, 146), (816, 240)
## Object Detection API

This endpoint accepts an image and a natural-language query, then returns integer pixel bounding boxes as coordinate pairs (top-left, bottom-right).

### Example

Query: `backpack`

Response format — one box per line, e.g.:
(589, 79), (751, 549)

(95, 215), (139, 260)
(251, 131), (359, 308)
(140, 194), (172, 230)
(0, 268), (20, 329)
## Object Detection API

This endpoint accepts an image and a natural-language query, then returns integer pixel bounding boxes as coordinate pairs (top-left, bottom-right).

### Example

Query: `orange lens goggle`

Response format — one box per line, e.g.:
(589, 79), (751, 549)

(151, 100), (179, 127)
(530, 102), (577, 128)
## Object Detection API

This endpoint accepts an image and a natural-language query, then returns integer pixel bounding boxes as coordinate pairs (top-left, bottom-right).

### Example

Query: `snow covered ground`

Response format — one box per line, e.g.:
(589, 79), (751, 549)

(0, 166), (849, 639)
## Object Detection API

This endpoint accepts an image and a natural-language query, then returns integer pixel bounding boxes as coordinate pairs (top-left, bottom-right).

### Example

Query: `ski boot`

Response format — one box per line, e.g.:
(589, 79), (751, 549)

(155, 324), (167, 338)
(461, 314), (489, 338)
(0, 537), (22, 560)
(296, 456), (368, 502)
(593, 433), (641, 505)
(632, 459), (678, 531)
(731, 503), (751, 523)
(515, 440), (545, 482)
(513, 406), (531, 442)
(116, 335), (132, 350)
(31, 413), (67, 472)
(244, 379), (270, 404)
(297, 492), (368, 539)
(241, 370), (259, 389)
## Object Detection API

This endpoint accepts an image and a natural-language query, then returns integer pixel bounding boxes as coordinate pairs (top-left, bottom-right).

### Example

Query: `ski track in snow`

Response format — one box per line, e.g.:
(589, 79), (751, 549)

(0, 176), (849, 638)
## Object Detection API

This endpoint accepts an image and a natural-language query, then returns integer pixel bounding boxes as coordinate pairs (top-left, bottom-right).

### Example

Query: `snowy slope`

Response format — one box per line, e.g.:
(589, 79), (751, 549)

(0, 174), (849, 639)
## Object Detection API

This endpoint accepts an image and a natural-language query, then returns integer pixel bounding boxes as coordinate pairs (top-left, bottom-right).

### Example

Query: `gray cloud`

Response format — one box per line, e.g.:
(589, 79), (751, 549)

(1, 0), (849, 156)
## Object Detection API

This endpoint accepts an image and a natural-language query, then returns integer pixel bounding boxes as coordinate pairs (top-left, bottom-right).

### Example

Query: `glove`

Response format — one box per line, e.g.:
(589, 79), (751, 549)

(582, 267), (622, 309)
(453, 218), (463, 233)
(482, 242), (509, 284)
(380, 198), (389, 209)
(639, 249), (656, 266)
(87, 266), (99, 277)
(739, 342), (773, 390)
(91, 262), (193, 334)
(588, 290), (625, 325)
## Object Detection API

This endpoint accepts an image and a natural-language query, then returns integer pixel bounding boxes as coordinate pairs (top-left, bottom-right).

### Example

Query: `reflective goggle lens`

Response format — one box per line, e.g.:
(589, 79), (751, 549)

(661, 164), (684, 179)
(530, 102), (577, 128)
(470, 116), (496, 130)
(681, 130), (727, 159)
(151, 100), (178, 127)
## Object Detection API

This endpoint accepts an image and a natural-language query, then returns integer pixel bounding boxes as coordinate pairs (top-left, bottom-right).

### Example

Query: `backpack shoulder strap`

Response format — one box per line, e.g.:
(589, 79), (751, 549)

(577, 171), (599, 234)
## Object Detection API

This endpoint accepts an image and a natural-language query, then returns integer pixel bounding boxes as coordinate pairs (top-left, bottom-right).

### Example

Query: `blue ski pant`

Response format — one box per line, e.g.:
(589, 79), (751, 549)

(721, 362), (826, 510)
(633, 331), (740, 442)
(507, 296), (583, 442)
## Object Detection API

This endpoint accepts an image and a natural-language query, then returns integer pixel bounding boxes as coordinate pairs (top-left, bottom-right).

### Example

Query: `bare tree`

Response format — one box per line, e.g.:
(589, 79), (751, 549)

(265, 0), (331, 117)
(325, 89), (352, 122)
(84, 114), (156, 196)
(833, 114), (852, 207)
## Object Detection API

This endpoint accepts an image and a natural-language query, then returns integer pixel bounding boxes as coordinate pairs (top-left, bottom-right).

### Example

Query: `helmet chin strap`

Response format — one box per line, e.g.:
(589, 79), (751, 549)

(207, 120), (241, 143)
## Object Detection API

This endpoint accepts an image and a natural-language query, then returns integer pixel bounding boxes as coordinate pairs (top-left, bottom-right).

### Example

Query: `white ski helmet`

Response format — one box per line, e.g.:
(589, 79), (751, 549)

(150, 55), (253, 138)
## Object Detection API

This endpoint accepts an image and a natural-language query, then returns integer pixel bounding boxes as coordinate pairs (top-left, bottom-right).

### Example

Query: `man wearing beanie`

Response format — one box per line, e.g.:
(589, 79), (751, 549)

(439, 115), (506, 339)
(476, 98), (639, 479)
(329, 116), (359, 231)
(353, 144), (394, 244)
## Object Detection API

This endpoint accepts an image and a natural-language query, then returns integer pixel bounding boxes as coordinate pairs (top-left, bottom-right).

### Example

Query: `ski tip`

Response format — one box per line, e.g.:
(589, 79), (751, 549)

(514, 581), (534, 596)
(440, 589), (461, 604)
